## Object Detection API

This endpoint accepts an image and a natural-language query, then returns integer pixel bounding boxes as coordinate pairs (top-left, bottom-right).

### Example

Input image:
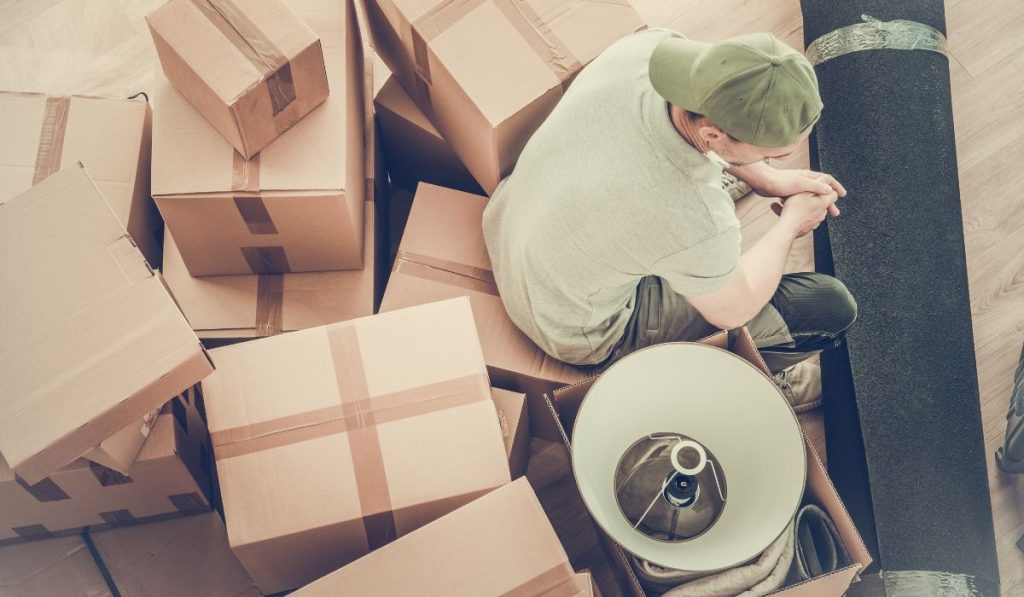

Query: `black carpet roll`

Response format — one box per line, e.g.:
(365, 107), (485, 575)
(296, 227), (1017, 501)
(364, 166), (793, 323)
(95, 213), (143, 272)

(801, 0), (999, 592)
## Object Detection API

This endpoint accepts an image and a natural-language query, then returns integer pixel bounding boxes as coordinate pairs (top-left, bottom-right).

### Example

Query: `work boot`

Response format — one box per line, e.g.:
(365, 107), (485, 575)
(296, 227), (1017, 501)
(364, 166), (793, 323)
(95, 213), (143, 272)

(772, 359), (822, 413)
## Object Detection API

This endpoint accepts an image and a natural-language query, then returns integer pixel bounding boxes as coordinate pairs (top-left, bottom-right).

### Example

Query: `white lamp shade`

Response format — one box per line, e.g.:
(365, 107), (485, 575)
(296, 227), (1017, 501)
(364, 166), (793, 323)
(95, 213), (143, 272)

(571, 342), (806, 572)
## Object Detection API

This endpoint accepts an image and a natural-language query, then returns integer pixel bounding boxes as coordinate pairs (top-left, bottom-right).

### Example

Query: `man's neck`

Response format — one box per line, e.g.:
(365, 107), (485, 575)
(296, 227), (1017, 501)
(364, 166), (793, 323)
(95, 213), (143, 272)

(669, 103), (709, 153)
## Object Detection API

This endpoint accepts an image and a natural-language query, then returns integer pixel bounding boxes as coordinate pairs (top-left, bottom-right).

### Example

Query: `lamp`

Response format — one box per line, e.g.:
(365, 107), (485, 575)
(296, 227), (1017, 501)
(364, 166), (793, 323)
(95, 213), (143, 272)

(571, 342), (806, 572)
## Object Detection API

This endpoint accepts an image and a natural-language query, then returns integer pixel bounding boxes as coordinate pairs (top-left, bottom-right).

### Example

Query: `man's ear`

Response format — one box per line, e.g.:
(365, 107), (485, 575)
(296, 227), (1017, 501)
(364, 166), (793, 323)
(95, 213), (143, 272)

(698, 122), (727, 143)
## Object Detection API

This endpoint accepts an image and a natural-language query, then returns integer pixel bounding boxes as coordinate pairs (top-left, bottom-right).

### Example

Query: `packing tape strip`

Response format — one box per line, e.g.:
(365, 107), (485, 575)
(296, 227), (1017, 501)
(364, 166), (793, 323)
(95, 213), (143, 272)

(188, 0), (296, 116)
(410, 0), (583, 102)
(233, 196), (278, 235)
(805, 14), (948, 66)
(393, 257), (500, 297)
(32, 96), (70, 184)
(231, 151), (261, 192)
(500, 563), (577, 597)
(208, 374), (484, 452)
(240, 246), (291, 274)
(254, 273), (284, 337)
(879, 570), (1000, 596)
(397, 250), (496, 285)
(329, 325), (398, 551)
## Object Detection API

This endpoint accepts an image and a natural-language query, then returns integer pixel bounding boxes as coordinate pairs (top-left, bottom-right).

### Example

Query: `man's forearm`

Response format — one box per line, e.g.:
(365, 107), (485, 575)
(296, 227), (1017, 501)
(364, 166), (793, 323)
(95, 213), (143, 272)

(726, 160), (775, 192)
(736, 221), (797, 319)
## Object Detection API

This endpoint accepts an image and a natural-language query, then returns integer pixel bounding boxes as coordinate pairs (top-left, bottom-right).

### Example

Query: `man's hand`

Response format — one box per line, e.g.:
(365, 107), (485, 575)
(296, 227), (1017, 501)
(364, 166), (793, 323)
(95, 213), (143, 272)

(756, 169), (846, 217)
(775, 190), (841, 238)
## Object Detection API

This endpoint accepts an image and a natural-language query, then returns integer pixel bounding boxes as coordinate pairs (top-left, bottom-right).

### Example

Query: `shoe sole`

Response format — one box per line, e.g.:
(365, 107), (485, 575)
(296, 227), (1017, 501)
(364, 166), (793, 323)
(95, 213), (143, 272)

(792, 398), (823, 414)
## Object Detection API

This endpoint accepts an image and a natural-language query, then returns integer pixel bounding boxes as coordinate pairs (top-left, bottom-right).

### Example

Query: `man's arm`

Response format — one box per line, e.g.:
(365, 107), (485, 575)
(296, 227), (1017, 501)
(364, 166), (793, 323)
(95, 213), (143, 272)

(685, 190), (840, 329)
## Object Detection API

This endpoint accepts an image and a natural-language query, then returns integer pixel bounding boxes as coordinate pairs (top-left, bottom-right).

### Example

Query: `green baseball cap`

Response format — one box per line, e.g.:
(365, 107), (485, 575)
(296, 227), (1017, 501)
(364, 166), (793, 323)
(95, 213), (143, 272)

(649, 33), (823, 148)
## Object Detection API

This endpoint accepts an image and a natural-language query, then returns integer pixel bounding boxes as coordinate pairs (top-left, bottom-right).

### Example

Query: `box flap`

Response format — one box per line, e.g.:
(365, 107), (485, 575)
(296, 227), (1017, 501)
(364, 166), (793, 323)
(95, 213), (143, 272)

(151, 0), (356, 196)
(0, 92), (148, 232)
(0, 165), (208, 482)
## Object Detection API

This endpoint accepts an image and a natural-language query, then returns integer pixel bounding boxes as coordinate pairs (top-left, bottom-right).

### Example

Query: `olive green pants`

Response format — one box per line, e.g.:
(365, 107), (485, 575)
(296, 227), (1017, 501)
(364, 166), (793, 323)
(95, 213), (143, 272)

(600, 272), (857, 374)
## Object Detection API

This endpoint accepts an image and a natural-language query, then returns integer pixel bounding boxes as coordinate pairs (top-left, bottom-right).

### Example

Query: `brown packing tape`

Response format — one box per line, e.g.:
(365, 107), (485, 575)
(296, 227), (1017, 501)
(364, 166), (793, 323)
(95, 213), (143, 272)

(32, 96), (70, 184)
(233, 196), (278, 234)
(210, 375), (486, 452)
(15, 476), (70, 502)
(393, 259), (500, 297)
(231, 151), (261, 192)
(254, 274), (285, 337)
(500, 563), (577, 596)
(240, 246), (291, 274)
(188, 0), (297, 117)
(397, 250), (496, 285)
(411, 0), (583, 99)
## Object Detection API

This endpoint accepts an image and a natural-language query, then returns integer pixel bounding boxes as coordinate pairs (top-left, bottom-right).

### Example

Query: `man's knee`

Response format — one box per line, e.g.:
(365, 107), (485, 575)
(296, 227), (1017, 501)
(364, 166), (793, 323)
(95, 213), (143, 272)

(809, 274), (857, 335)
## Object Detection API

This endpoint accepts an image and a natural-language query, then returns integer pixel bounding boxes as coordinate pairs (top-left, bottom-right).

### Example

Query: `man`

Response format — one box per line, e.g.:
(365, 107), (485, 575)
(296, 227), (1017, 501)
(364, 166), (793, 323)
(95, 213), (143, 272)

(482, 30), (857, 410)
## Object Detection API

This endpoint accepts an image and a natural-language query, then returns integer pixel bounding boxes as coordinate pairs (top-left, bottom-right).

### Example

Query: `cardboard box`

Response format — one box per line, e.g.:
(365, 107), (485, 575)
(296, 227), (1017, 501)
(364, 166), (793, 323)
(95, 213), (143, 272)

(380, 183), (588, 430)
(147, 0), (329, 159)
(492, 387), (529, 479)
(83, 407), (162, 475)
(0, 513), (260, 596)
(0, 165), (213, 483)
(0, 91), (161, 266)
(374, 75), (482, 195)
(152, 0), (366, 276)
(202, 297), (511, 593)
(0, 386), (213, 547)
(548, 329), (874, 597)
(294, 478), (584, 595)
(162, 199), (378, 343)
(361, 0), (646, 193)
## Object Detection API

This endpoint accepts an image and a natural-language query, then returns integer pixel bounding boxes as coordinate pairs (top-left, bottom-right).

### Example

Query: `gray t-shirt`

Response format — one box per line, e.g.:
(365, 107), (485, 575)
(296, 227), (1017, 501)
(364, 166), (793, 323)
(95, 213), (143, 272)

(483, 29), (741, 365)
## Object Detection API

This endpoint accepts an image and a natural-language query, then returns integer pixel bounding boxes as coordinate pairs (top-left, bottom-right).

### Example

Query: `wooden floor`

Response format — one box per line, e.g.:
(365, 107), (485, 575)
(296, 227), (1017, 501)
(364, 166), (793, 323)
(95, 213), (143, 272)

(1, 0), (1021, 593)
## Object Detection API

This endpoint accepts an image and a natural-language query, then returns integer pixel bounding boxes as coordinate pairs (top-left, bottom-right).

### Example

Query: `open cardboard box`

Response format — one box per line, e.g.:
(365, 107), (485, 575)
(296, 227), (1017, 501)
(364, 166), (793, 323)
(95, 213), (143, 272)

(534, 328), (872, 596)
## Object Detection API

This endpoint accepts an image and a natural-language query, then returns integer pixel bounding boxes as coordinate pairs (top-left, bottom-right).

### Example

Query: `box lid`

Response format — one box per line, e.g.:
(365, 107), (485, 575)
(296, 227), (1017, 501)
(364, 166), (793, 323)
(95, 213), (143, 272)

(151, 0), (358, 197)
(146, 0), (320, 105)
(0, 92), (148, 230)
(202, 297), (510, 547)
(0, 165), (208, 482)
(294, 478), (575, 595)
(400, 0), (645, 125)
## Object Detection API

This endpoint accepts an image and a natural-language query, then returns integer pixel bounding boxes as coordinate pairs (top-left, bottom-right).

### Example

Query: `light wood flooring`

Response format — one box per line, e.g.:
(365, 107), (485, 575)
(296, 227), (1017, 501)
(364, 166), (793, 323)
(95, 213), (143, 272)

(1, 0), (1021, 593)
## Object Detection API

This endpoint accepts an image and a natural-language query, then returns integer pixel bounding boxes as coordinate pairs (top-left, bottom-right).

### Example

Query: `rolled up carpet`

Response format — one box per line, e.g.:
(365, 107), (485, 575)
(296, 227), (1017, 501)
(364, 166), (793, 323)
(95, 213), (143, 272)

(801, 1), (1000, 593)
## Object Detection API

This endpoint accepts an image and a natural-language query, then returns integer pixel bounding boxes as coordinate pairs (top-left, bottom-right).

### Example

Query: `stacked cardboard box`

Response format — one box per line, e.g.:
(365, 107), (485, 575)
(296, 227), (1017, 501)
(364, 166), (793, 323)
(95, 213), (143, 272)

(0, 165), (213, 484)
(156, 0), (383, 343)
(362, 0), (647, 193)
(151, 0), (366, 277)
(147, 0), (330, 159)
(201, 298), (511, 593)
(0, 386), (212, 547)
(381, 183), (588, 427)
